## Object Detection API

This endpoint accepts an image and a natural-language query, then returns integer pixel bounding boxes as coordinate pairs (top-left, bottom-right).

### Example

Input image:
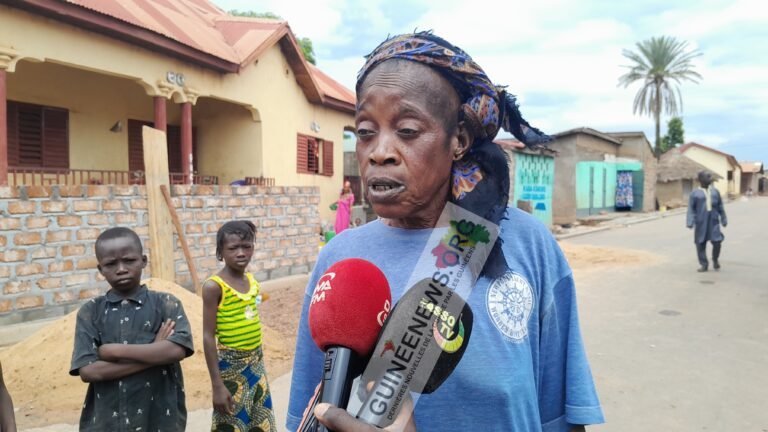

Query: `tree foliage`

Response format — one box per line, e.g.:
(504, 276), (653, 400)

(618, 36), (702, 159)
(228, 10), (317, 65)
(661, 117), (685, 153)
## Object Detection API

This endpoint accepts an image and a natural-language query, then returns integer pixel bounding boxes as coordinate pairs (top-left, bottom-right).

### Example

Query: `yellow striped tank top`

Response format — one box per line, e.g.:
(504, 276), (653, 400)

(209, 273), (263, 351)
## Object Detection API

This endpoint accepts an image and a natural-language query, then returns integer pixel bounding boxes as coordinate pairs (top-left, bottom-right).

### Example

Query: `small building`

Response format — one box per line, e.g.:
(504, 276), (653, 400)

(547, 128), (651, 225)
(656, 148), (722, 208)
(0, 0), (356, 221)
(739, 161), (764, 195)
(495, 139), (556, 226)
(678, 143), (741, 200)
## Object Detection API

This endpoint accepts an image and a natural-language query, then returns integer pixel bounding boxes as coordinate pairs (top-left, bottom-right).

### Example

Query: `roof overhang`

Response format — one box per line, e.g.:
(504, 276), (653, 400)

(4, 0), (240, 73)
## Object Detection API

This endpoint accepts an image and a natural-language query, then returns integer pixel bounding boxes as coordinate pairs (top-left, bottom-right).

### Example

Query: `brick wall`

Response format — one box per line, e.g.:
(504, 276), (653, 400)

(0, 184), (320, 325)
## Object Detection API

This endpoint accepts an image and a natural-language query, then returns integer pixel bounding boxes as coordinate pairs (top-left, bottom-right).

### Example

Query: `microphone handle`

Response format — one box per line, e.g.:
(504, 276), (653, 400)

(318, 346), (361, 432)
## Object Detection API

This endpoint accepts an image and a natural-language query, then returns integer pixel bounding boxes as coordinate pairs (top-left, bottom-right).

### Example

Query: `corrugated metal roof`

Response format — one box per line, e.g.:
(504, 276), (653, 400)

(58, 0), (354, 108)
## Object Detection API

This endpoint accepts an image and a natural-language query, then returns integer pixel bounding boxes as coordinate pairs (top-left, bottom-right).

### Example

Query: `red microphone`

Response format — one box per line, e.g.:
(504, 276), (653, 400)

(307, 258), (391, 431)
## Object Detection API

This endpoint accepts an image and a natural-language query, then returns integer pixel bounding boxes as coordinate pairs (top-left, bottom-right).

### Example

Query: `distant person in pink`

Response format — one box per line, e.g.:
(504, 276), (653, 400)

(334, 181), (355, 234)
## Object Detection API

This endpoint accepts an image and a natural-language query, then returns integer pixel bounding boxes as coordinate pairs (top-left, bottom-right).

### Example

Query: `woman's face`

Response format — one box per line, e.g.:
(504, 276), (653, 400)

(355, 61), (467, 228)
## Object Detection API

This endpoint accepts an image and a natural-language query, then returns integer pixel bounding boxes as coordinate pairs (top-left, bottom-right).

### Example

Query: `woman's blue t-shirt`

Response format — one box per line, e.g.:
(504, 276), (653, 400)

(287, 208), (604, 431)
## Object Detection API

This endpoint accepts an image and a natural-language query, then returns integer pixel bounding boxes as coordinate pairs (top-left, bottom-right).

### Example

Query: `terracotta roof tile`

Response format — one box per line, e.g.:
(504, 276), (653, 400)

(308, 64), (355, 107)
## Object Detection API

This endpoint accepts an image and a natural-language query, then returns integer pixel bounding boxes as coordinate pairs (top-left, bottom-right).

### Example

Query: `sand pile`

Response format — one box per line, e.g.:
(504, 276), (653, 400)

(0, 278), (294, 428)
(560, 242), (661, 271)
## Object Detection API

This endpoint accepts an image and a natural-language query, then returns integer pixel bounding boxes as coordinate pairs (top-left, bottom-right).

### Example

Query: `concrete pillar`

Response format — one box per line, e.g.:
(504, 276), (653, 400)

(181, 102), (192, 184)
(0, 69), (7, 186)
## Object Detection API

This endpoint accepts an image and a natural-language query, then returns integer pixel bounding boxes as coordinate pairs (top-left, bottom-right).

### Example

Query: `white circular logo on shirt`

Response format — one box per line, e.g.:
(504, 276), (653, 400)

(486, 272), (534, 343)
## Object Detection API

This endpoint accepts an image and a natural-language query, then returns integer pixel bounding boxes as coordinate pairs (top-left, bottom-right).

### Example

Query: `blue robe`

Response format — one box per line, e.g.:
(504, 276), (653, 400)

(686, 187), (727, 244)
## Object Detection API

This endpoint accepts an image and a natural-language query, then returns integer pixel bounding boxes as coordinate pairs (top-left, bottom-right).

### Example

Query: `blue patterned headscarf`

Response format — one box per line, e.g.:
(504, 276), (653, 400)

(357, 32), (551, 276)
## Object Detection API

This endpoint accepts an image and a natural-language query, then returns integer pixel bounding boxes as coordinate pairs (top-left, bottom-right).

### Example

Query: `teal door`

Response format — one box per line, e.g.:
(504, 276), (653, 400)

(576, 162), (617, 216)
(513, 153), (554, 226)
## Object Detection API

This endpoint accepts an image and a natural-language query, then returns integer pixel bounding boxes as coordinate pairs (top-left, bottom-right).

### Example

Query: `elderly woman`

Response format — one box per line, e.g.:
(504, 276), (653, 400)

(287, 32), (604, 432)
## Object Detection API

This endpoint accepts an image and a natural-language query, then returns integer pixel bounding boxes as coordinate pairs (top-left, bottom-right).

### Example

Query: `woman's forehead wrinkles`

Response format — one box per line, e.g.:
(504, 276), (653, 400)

(361, 70), (422, 94)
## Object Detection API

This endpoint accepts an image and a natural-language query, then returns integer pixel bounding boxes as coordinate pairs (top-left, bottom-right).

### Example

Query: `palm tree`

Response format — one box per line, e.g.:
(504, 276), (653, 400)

(619, 36), (702, 159)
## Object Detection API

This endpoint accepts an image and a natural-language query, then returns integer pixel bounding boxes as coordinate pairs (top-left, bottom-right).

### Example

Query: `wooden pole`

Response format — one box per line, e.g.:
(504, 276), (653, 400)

(161, 184), (201, 295)
(142, 126), (175, 282)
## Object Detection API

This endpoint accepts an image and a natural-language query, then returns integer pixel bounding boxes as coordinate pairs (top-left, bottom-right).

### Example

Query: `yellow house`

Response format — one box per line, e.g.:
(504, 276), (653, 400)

(679, 142), (741, 199)
(0, 0), (355, 221)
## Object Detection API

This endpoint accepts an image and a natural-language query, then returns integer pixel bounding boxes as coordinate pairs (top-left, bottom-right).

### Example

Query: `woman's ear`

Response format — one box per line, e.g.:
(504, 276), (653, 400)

(453, 121), (474, 160)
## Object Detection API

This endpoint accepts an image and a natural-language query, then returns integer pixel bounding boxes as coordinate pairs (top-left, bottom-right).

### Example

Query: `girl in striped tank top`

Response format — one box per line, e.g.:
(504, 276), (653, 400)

(202, 220), (276, 431)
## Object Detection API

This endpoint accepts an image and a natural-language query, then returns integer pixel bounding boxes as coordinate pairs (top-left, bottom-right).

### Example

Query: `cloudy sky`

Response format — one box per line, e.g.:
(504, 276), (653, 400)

(214, 0), (767, 164)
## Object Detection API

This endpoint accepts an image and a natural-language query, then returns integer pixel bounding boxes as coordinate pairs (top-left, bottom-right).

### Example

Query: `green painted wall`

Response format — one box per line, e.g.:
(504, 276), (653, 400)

(513, 153), (554, 226)
(576, 161), (619, 216)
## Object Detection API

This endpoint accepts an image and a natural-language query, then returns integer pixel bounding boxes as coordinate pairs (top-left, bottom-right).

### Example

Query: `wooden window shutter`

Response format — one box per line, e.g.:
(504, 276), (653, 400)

(16, 103), (43, 167)
(42, 107), (69, 168)
(7, 102), (19, 166)
(166, 125), (182, 174)
(323, 140), (334, 176)
(128, 120), (148, 171)
(296, 134), (309, 174)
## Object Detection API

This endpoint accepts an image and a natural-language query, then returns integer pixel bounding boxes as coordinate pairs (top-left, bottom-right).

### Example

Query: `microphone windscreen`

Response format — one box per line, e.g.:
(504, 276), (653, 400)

(308, 258), (392, 357)
(373, 278), (473, 394)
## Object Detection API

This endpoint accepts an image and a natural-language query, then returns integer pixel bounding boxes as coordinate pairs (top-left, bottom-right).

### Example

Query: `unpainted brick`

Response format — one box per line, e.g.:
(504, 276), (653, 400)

(26, 217), (51, 229)
(204, 198), (223, 207)
(46, 230), (71, 243)
(76, 228), (101, 240)
(54, 290), (78, 304)
(217, 186), (233, 196)
(66, 274), (91, 286)
(0, 250), (27, 262)
(59, 185), (84, 197)
(270, 207), (284, 216)
(0, 266), (9, 278)
(233, 186), (253, 195)
(0, 299), (11, 313)
(37, 278), (62, 290)
(8, 201), (36, 214)
(225, 197), (241, 207)
(187, 198), (204, 208)
(194, 185), (215, 196)
(244, 197), (263, 206)
(103, 200), (124, 211)
(3, 281), (32, 295)
(49, 261), (74, 273)
(41, 201), (67, 213)
(31, 247), (57, 259)
(79, 288), (101, 299)
(0, 236), (5, 247)
(74, 200), (100, 212)
(17, 263), (44, 276)
(77, 257), (99, 270)
(113, 185), (136, 196)
(261, 219), (276, 228)
(115, 213), (137, 224)
(90, 214), (113, 229)
(16, 295), (44, 310)
(173, 185), (192, 195)
(0, 186), (18, 199)
(86, 185), (110, 197)
(0, 218), (22, 230)
(26, 186), (50, 198)
(14, 232), (42, 245)
(196, 211), (214, 221)
(62, 244), (87, 256)
(130, 199), (148, 209)
(57, 215), (83, 227)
